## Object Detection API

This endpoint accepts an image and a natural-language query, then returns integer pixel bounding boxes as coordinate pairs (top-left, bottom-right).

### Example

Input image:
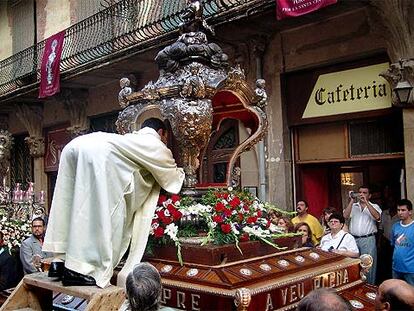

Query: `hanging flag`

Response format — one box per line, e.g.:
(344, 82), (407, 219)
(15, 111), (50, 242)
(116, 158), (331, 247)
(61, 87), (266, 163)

(39, 30), (65, 98)
(276, 0), (337, 20)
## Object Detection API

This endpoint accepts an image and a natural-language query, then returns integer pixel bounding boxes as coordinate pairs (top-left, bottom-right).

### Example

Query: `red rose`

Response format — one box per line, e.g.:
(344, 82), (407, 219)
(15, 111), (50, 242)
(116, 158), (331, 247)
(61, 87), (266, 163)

(156, 210), (165, 219)
(229, 197), (241, 208)
(238, 213), (244, 221)
(215, 202), (226, 212)
(167, 203), (176, 213)
(212, 215), (223, 223)
(171, 194), (180, 203)
(257, 210), (262, 217)
(224, 208), (233, 217)
(172, 210), (182, 221)
(223, 193), (229, 200)
(158, 195), (167, 205)
(240, 233), (250, 242)
(221, 223), (232, 234)
(243, 205), (250, 212)
(157, 210), (172, 225)
(154, 226), (164, 238)
(247, 216), (258, 224)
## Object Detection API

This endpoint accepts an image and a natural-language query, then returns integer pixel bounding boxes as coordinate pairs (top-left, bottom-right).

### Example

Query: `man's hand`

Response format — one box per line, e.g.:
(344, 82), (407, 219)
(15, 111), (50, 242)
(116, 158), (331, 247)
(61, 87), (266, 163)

(359, 194), (368, 204)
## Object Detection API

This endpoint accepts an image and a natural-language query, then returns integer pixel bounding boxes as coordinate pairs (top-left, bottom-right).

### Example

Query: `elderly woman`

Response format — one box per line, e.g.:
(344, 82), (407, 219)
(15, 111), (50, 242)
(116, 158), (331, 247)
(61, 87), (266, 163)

(319, 212), (359, 258)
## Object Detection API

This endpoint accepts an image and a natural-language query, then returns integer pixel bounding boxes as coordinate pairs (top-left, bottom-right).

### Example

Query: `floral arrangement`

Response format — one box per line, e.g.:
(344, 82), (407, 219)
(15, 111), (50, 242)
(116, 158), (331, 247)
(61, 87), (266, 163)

(147, 188), (298, 264)
(0, 210), (31, 252)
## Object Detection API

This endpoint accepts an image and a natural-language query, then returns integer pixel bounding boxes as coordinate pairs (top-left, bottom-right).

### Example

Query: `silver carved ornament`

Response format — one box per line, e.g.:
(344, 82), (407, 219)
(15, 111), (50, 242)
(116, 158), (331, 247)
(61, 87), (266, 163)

(0, 130), (13, 177)
(118, 77), (133, 108)
(160, 63), (212, 187)
(359, 254), (373, 281)
(234, 287), (251, 311)
(116, 1), (268, 189)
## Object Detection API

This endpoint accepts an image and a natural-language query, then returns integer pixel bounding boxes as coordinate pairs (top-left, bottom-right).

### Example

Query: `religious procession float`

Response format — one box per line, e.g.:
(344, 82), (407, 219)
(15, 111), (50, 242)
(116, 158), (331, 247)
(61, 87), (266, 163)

(115, 2), (378, 310)
(0, 2), (377, 310)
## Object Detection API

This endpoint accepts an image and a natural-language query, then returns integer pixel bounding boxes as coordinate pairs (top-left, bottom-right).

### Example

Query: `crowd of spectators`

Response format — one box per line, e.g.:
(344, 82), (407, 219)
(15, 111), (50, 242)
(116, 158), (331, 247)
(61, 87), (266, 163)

(268, 185), (414, 289)
(1, 183), (413, 311)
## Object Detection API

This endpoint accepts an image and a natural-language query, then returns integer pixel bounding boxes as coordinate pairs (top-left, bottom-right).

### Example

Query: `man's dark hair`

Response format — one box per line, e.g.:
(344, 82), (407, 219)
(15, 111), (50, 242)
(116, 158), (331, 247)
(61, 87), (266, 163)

(329, 212), (345, 224)
(297, 200), (309, 208)
(297, 288), (351, 311)
(126, 262), (161, 311)
(383, 286), (413, 310)
(32, 217), (45, 226)
(397, 199), (413, 211)
(141, 118), (166, 132)
(358, 185), (370, 193)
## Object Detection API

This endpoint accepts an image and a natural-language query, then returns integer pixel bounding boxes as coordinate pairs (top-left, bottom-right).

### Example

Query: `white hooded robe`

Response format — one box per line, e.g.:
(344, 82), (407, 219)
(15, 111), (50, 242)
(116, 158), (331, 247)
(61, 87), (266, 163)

(43, 127), (185, 287)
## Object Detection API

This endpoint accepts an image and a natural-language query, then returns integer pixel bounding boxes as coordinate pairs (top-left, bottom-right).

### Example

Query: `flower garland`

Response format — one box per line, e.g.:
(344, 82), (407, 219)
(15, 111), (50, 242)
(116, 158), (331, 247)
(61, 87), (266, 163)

(147, 188), (300, 264)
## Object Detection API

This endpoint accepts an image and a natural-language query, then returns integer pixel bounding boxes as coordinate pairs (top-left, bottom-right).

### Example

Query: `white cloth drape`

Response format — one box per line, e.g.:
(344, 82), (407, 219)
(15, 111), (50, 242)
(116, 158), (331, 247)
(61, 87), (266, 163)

(43, 127), (185, 287)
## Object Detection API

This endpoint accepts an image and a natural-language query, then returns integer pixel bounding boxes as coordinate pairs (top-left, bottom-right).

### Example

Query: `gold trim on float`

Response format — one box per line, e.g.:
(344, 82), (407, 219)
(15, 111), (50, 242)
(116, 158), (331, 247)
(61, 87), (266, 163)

(247, 258), (360, 295)
(152, 247), (313, 269)
(159, 256), (361, 296)
(274, 280), (365, 311)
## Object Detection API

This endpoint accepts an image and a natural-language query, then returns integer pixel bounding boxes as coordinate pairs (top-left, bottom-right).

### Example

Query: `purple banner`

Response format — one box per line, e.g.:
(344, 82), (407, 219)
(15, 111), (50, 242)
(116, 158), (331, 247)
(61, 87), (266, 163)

(39, 30), (65, 98)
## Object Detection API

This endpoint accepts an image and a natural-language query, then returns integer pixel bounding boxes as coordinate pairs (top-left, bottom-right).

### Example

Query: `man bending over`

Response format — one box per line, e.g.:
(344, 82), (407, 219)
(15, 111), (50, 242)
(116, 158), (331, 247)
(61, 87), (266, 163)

(43, 118), (184, 288)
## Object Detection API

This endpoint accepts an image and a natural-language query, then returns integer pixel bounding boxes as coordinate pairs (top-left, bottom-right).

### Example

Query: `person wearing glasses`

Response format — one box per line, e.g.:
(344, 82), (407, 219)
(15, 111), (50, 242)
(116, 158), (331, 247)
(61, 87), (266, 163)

(319, 212), (359, 258)
(20, 217), (52, 274)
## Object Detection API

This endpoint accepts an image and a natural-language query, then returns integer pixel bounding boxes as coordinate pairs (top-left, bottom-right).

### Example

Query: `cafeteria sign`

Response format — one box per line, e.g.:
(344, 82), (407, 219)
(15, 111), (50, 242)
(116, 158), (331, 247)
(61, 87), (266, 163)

(302, 63), (392, 119)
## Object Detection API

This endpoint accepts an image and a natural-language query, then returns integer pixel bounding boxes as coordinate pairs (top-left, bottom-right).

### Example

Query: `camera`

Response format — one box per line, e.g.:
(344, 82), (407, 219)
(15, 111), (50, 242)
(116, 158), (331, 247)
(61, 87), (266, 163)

(349, 191), (360, 201)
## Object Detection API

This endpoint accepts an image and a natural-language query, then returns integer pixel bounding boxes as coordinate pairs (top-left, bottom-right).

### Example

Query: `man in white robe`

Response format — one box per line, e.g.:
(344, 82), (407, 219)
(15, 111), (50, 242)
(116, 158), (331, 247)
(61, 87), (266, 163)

(43, 118), (185, 288)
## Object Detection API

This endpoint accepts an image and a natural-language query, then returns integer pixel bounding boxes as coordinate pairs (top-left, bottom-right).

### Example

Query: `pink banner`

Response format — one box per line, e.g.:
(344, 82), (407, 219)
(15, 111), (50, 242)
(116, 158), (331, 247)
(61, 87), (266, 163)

(39, 30), (65, 98)
(276, 0), (337, 20)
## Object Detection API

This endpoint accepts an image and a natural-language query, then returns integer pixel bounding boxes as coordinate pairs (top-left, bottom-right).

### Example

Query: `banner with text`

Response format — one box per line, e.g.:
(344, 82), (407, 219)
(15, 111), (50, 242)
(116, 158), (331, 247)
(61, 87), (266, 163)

(39, 30), (65, 98)
(302, 63), (392, 119)
(276, 0), (337, 20)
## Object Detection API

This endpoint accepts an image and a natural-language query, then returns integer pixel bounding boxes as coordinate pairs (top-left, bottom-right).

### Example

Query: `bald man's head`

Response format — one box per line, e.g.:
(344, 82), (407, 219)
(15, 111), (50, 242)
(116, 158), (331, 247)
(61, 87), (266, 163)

(297, 288), (350, 311)
(375, 279), (414, 311)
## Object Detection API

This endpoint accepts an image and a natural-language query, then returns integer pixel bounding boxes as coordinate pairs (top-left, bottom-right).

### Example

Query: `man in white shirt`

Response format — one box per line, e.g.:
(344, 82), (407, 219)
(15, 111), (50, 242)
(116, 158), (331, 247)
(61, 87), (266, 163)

(343, 185), (381, 284)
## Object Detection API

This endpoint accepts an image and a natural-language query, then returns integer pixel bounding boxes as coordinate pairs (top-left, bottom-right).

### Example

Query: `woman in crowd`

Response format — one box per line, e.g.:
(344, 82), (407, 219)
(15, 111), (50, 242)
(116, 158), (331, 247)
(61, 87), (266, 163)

(294, 222), (314, 247)
(277, 216), (294, 233)
(268, 210), (281, 225)
(320, 206), (348, 235)
(319, 212), (359, 258)
(320, 206), (336, 235)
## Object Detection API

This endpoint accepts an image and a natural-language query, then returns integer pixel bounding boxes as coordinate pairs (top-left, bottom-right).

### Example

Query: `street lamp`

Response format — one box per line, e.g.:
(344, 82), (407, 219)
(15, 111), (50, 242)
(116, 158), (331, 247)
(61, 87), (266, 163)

(394, 60), (413, 105)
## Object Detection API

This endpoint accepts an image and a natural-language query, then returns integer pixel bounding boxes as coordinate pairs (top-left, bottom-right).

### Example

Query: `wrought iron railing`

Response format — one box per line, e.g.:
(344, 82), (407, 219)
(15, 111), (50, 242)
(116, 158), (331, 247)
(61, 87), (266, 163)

(0, 0), (273, 99)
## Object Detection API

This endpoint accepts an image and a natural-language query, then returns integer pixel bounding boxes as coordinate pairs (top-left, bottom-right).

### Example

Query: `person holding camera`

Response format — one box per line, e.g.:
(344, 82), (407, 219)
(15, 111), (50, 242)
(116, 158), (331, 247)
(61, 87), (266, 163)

(343, 185), (381, 284)
(319, 213), (359, 258)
